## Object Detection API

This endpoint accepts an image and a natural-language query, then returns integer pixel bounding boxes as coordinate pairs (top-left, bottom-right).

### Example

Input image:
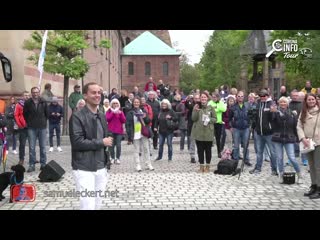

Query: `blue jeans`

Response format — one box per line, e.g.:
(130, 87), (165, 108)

(273, 142), (301, 174)
(110, 133), (122, 159)
(28, 128), (47, 167)
(233, 128), (250, 162)
(254, 133), (277, 172)
(49, 123), (61, 147)
(158, 133), (173, 160)
(7, 131), (17, 151)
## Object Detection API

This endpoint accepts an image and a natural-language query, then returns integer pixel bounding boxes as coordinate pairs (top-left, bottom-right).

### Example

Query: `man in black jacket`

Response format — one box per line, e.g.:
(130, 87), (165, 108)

(23, 87), (48, 172)
(69, 82), (113, 210)
(249, 89), (278, 175)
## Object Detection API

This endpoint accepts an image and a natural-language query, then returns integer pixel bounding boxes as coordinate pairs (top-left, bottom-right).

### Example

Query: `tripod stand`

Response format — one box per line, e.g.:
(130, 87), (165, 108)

(237, 125), (254, 180)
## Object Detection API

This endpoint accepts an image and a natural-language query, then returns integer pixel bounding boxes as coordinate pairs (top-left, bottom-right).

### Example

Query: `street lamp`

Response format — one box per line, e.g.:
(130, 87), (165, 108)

(0, 52), (12, 82)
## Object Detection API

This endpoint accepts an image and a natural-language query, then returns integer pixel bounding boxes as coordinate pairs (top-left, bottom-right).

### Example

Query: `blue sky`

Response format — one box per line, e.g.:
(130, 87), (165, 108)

(169, 30), (214, 65)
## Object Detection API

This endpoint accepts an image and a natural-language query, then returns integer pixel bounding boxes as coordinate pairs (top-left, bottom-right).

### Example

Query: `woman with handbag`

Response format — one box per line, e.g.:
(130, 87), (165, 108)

(270, 96), (301, 183)
(154, 99), (178, 161)
(125, 97), (154, 172)
(297, 93), (320, 199)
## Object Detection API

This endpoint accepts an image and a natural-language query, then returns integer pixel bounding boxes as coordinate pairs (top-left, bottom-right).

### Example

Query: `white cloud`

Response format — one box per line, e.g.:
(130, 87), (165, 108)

(169, 30), (214, 65)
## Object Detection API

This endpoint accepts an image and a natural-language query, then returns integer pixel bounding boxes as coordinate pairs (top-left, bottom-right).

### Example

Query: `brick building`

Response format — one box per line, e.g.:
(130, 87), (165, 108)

(0, 30), (123, 99)
(121, 31), (180, 93)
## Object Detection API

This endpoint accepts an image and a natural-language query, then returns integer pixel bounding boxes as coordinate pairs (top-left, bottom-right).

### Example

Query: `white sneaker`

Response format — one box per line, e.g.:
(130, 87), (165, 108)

(136, 164), (142, 172)
(147, 164), (154, 171)
(49, 147), (54, 152)
(115, 159), (120, 164)
(111, 159), (115, 164)
(57, 147), (63, 152)
(12, 150), (18, 155)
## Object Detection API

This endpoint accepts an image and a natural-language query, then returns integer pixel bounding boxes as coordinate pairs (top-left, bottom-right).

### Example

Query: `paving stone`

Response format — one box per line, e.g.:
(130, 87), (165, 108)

(1, 140), (319, 210)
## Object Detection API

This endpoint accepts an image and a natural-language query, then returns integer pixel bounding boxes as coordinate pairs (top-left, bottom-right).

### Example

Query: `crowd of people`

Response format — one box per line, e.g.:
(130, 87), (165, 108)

(1, 78), (320, 209)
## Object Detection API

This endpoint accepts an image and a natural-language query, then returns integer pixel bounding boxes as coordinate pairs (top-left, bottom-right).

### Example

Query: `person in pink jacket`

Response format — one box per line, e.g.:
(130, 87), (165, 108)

(106, 99), (126, 164)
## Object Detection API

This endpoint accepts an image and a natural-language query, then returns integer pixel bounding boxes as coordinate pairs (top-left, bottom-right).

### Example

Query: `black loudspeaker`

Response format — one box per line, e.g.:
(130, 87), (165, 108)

(38, 160), (65, 182)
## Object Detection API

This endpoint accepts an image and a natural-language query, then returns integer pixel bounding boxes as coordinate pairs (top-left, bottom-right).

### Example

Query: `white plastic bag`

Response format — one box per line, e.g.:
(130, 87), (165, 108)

(300, 138), (315, 154)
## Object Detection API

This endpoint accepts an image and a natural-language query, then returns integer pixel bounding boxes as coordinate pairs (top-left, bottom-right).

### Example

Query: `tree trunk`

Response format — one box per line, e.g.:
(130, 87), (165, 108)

(62, 75), (69, 135)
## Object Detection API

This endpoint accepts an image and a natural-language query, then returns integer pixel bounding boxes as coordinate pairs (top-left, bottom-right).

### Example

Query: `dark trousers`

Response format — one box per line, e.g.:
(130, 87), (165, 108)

(18, 128), (28, 161)
(196, 140), (213, 164)
(49, 123), (61, 147)
(214, 123), (223, 154)
(152, 119), (158, 149)
(220, 124), (226, 152)
(179, 129), (187, 150)
(110, 133), (122, 159)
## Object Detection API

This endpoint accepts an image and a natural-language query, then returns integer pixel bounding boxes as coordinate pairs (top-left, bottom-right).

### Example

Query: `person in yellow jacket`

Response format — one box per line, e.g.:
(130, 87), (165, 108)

(301, 80), (317, 95)
(208, 93), (227, 158)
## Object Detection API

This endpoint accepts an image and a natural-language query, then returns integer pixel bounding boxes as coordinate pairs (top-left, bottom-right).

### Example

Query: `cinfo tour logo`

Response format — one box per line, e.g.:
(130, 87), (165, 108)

(266, 39), (312, 59)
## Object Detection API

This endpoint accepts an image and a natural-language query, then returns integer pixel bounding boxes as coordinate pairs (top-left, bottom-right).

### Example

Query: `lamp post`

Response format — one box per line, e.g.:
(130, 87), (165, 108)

(0, 52), (12, 82)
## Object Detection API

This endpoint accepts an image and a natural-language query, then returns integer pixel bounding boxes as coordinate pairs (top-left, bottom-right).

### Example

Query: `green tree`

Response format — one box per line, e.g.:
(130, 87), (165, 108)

(23, 30), (111, 135)
(199, 30), (250, 91)
(270, 30), (320, 89)
(179, 53), (200, 94)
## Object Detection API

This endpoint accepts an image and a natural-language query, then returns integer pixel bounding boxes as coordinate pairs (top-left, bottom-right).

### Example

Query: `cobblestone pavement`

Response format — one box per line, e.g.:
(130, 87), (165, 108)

(0, 138), (318, 210)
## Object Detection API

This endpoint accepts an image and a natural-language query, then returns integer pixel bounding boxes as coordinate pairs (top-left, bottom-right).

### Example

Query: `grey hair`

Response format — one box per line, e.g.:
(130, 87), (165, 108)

(278, 96), (289, 104)
(76, 99), (86, 108)
(160, 99), (172, 109)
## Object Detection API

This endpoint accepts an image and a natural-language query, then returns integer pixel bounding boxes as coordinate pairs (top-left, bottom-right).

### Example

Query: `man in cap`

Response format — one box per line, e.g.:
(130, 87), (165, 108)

(69, 84), (83, 112)
(48, 96), (63, 152)
(249, 89), (278, 175)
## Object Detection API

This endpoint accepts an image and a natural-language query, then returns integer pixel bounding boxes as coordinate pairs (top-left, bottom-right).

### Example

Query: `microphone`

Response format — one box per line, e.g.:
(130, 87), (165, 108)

(105, 132), (113, 152)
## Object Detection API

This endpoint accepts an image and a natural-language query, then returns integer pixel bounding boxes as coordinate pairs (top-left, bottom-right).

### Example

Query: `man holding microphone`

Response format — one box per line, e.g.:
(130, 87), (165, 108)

(69, 82), (113, 210)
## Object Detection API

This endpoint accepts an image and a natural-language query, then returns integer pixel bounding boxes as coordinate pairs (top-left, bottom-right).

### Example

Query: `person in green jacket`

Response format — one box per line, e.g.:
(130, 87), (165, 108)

(208, 93), (227, 158)
(191, 92), (217, 173)
(69, 84), (83, 112)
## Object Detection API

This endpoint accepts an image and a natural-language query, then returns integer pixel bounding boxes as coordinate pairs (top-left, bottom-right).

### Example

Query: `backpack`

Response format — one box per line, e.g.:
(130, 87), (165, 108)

(214, 159), (238, 175)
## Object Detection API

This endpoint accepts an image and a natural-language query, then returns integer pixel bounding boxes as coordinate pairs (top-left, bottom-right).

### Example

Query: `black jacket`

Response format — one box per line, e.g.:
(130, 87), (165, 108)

(0, 113), (7, 128)
(125, 108), (150, 142)
(289, 101), (302, 118)
(69, 106), (109, 171)
(154, 108), (178, 135)
(255, 100), (274, 136)
(5, 104), (15, 134)
(0, 113), (7, 145)
(48, 104), (63, 124)
(23, 98), (48, 129)
(271, 109), (298, 143)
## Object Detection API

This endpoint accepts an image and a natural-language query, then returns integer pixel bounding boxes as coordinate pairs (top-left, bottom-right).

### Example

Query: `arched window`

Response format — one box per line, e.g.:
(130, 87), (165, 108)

(128, 62), (134, 75)
(145, 62), (151, 76)
(126, 37), (131, 45)
(163, 62), (169, 76)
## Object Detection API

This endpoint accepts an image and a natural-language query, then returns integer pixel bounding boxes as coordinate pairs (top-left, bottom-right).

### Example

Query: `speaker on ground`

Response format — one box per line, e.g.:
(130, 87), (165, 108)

(38, 160), (65, 182)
